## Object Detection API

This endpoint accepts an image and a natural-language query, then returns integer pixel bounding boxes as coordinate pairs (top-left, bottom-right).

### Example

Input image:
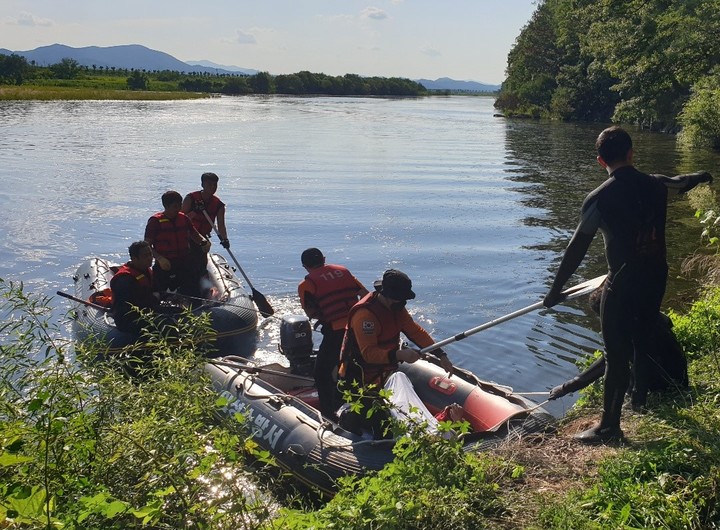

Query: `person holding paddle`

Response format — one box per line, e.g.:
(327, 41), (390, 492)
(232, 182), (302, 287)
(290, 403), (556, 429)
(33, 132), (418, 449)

(543, 126), (712, 444)
(182, 172), (228, 277)
(338, 269), (453, 438)
(298, 248), (368, 419)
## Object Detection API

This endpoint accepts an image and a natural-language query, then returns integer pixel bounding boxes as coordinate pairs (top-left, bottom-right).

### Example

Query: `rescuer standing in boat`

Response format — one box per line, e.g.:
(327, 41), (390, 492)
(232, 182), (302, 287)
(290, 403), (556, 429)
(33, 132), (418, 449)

(338, 269), (454, 438)
(145, 190), (210, 298)
(182, 172), (229, 277)
(543, 126), (712, 444)
(298, 248), (368, 419)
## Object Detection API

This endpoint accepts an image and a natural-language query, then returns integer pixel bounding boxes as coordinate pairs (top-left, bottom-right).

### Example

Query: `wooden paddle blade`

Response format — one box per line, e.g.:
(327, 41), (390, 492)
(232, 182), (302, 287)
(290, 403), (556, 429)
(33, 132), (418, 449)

(251, 288), (275, 317)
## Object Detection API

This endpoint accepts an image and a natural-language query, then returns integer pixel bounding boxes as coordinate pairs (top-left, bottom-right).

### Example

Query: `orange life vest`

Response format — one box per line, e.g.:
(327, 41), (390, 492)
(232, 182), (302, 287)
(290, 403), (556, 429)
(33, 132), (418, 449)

(339, 292), (401, 387)
(110, 263), (156, 307)
(186, 191), (224, 237)
(146, 212), (193, 259)
(303, 264), (361, 329)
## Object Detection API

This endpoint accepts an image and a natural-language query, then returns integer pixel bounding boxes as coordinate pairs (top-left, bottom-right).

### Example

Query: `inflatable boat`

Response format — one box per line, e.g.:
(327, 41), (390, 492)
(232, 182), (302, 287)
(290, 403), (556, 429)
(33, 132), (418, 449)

(206, 314), (555, 497)
(69, 253), (258, 357)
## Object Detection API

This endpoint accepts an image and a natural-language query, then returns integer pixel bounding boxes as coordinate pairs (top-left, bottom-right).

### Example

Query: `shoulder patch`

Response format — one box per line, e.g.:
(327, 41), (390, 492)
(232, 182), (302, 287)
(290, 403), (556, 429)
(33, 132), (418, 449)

(361, 320), (375, 334)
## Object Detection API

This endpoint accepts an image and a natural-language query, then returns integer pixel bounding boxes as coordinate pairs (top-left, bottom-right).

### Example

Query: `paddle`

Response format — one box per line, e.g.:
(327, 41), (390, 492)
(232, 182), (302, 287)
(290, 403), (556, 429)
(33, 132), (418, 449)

(172, 292), (281, 319)
(419, 274), (607, 355)
(201, 210), (275, 317)
(209, 358), (315, 383)
(56, 290), (109, 312)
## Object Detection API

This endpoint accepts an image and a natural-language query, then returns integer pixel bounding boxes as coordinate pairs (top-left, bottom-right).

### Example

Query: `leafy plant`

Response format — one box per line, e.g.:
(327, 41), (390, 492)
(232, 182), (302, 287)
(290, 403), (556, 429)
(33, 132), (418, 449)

(0, 279), (274, 529)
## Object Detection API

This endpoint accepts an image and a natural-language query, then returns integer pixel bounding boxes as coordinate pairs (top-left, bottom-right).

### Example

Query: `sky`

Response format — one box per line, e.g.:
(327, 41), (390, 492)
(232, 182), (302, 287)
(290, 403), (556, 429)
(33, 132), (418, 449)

(1, 1), (538, 85)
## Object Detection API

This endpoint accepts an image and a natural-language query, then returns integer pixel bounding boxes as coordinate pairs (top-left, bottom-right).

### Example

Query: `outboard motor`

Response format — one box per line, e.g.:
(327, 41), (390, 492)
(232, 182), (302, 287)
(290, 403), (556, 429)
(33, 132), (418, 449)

(279, 314), (315, 376)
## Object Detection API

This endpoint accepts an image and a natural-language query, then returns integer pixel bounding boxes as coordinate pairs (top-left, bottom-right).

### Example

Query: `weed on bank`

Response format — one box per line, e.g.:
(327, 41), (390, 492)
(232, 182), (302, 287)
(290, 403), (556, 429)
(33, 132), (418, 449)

(0, 280), (273, 529)
(2, 277), (719, 529)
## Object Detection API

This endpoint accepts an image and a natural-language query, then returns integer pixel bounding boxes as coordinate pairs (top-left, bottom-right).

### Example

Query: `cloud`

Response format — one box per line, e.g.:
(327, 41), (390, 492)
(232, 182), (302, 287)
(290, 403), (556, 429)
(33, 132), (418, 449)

(234, 29), (257, 45)
(361, 7), (388, 20)
(421, 46), (442, 58)
(11, 12), (53, 27)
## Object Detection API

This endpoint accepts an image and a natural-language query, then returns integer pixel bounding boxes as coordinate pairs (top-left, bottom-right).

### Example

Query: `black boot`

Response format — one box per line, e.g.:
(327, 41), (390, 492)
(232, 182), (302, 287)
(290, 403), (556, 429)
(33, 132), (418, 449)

(573, 422), (624, 444)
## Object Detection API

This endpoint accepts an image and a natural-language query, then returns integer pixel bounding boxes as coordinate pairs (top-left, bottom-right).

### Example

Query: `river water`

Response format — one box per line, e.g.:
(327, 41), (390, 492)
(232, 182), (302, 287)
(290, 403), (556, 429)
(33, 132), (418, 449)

(1, 95), (717, 417)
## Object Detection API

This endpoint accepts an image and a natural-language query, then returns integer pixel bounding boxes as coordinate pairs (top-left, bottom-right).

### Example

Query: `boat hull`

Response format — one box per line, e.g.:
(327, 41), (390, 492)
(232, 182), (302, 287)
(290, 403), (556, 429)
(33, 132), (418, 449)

(207, 356), (555, 497)
(71, 253), (258, 357)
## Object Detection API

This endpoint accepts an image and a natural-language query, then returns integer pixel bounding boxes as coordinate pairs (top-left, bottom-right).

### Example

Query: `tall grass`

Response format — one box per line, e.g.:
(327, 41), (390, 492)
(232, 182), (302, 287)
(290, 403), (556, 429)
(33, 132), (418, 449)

(0, 279), (272, 529)
(0, 85), (206, 101)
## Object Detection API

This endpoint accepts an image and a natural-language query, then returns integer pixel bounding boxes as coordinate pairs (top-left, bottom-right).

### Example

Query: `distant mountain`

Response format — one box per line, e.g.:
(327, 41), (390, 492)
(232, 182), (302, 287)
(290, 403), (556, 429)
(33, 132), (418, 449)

(417, 77), (500, 92)
(1, 45), (499, 88)
(1, 44), (253, 75)
(186, 59), (257, 76)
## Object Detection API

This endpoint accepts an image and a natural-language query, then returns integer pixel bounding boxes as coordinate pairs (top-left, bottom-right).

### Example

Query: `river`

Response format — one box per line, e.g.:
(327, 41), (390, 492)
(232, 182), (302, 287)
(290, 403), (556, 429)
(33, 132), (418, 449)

(1, 95), (717, 417)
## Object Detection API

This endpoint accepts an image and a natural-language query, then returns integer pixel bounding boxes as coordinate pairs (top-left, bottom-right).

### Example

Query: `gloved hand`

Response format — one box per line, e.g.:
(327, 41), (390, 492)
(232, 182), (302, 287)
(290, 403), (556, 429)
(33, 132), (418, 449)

(543, 289), (563, 308)
(548, 383), (568, 400)
(220, 239), (230, 249)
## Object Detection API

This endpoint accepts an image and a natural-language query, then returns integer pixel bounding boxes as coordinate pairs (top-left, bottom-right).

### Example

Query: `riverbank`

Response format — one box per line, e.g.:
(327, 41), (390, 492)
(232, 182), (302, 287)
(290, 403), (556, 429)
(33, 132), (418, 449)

(0, 85), (207, 100)
(1, 279), (718, 528)
(271, 284), (720, 529)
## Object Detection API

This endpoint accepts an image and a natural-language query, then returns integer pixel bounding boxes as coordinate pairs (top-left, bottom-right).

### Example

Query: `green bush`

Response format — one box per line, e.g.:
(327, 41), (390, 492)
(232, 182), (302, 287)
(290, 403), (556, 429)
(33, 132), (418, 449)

(0, 279), (272, 529)
(679, 72), (720, 149)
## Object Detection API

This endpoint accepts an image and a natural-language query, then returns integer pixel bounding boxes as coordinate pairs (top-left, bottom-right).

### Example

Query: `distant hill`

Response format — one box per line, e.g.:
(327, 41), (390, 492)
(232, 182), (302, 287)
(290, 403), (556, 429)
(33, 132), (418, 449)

(417, 77), (500, 92)
(1, 45), (498, 89)
(186, 59), (257, 76)
(1, 44), (252, 75)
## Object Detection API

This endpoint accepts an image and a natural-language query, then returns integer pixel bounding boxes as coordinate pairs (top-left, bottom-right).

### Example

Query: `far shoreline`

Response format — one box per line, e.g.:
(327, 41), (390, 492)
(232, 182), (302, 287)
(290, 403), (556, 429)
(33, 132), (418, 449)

(0, 85), (208, 101)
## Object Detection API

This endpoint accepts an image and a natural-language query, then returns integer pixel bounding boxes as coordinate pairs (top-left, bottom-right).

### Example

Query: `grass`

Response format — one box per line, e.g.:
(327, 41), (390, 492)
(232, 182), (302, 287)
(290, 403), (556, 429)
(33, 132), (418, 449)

(0, 85), (207, 101)
(1, 276), (719, 528)
(270, 285), (720, 529)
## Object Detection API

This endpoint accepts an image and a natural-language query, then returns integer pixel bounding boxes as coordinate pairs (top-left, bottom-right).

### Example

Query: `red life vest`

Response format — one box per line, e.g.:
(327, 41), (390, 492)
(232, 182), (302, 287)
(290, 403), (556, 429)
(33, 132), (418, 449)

(186, 191), (224, 237)
(339, 292), (401, 387)
(110, 262), (157, 314)
(147, 212), (193, 259)
(303, 264), (361, 329)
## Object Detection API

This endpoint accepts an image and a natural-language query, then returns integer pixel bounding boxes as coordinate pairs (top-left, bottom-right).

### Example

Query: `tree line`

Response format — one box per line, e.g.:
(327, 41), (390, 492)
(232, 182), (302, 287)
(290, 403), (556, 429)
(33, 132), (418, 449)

(0, 54), (427, 97)
(495, 0), (720, 149)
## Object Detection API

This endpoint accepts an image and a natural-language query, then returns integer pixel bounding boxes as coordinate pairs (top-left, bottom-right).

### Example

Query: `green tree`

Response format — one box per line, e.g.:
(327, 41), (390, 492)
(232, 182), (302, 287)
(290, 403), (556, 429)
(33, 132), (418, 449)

(221, 76), (251, 95)
(0, 53), (29, 85)
(274, 74), (305, 94)
(126, 70), (149, 90)
(248, 71), (273, 94)
(50, 57), (81, 80)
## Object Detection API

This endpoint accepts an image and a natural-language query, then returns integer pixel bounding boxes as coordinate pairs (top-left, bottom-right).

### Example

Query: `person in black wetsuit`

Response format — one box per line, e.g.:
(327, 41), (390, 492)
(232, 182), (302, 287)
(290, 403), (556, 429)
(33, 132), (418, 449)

(543, 126), (712, 444)
(548, 284), (688, 401)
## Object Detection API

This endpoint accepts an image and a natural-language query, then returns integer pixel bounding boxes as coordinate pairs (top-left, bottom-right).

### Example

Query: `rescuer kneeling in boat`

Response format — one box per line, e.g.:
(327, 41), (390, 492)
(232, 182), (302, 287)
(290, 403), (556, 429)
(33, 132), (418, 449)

(338, 269), (454, 439)
(110, 240), (162, 334)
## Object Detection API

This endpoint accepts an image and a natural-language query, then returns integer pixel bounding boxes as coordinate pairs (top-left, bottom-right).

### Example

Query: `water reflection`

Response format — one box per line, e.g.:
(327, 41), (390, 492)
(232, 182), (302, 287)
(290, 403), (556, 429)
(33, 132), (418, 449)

(3, 96), (719, 419)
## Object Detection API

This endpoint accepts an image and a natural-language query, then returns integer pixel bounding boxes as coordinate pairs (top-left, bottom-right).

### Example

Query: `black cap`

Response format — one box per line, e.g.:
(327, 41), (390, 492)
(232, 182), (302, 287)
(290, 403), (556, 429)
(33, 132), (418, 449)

(374, 269), (416, 300)
(301, 247), (325, 267)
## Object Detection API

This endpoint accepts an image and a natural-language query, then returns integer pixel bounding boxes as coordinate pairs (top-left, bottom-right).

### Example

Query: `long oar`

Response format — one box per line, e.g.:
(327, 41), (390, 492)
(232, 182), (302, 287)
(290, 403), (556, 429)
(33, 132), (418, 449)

(56, 290), (109, 312)
(201, 210), (275, 317)
(419, 274), (606, 355)
(209, 358), (315, 383)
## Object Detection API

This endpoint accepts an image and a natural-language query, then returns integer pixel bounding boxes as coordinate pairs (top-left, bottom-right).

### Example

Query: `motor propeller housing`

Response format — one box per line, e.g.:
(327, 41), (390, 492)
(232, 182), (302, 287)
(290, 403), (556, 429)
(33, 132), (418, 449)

(278, 314), (315, 375)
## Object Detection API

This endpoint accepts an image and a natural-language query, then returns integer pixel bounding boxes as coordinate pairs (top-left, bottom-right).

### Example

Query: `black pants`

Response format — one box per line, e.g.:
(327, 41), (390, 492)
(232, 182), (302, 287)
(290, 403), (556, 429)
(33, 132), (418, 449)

(600, 262), (667, 429)
(153, 257), (201, 299)
(314, 326), (345, 418)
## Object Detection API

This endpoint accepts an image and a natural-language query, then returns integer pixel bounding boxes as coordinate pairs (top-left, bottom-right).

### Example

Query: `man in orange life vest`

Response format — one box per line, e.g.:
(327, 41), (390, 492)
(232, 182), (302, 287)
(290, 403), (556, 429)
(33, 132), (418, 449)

(144, 190), (210, 298)
(182, 172), (229, 276)
(298, 248), (368, 418)
(110, 240), (160, 334)
(338, 269), (454, 437)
